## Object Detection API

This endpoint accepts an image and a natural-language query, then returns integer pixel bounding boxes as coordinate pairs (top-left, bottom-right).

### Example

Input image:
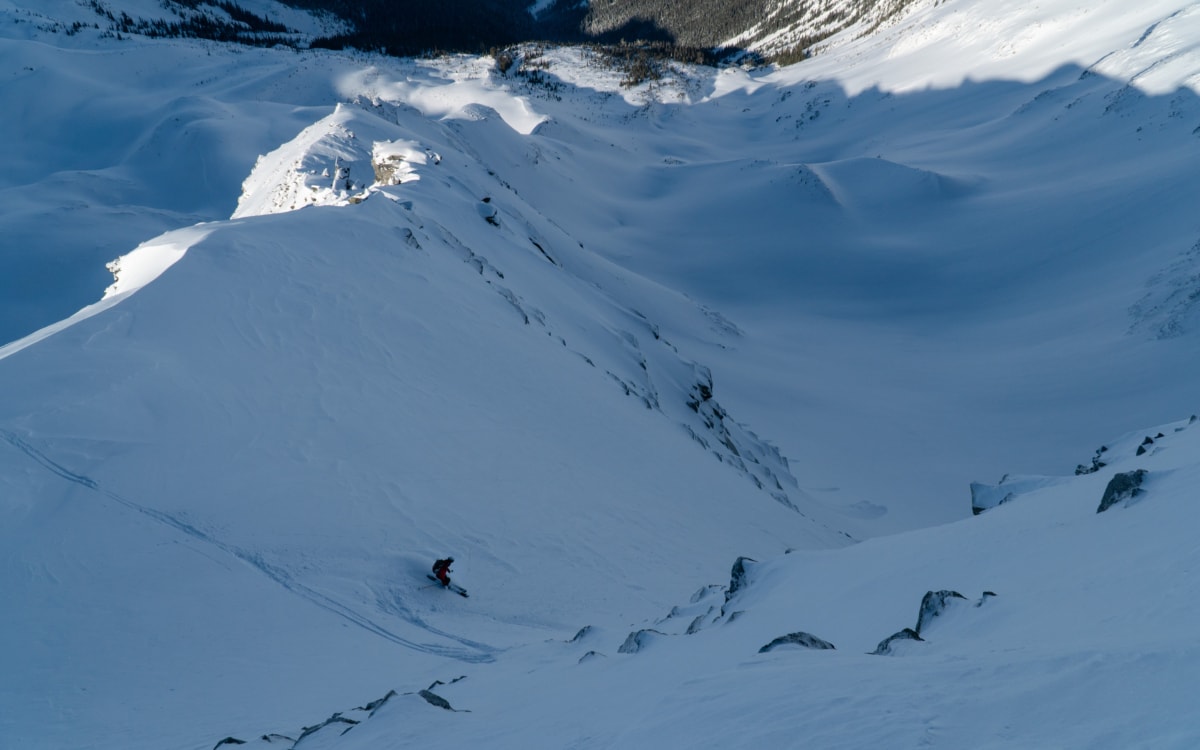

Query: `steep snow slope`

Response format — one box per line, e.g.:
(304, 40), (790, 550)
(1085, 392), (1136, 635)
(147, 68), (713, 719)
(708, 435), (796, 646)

(228, 417), (1200, 749)
(1, 33), (848, 749)
(2, 0), (1200, 748)
(512, 0), (1200, 530)
(0, 0), (342, 345)
(0, 179), (844, 746)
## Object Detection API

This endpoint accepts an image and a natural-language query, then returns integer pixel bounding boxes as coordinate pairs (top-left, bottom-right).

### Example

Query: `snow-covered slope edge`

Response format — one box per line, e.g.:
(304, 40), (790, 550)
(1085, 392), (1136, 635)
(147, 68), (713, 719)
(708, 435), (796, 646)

(221, 415), (1200, 748)
(0, 61), (850, 750)
(5, 0), (1200, 746)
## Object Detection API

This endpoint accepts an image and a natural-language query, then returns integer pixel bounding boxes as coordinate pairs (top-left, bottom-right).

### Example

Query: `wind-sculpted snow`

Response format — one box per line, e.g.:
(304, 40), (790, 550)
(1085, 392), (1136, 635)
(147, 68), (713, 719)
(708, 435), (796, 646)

(232, 103), (439, 219)
(225, 80), (830, 521)
(215, 414), (1200, 748)
(1, 38), (852, 744)
(5, 1), (1200, 748)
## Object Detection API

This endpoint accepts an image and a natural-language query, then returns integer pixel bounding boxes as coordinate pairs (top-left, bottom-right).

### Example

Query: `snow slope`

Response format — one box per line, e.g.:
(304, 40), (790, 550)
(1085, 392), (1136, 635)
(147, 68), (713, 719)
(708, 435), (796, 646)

(2, 0), (1200, 748)
(233, 417), (1200, 749)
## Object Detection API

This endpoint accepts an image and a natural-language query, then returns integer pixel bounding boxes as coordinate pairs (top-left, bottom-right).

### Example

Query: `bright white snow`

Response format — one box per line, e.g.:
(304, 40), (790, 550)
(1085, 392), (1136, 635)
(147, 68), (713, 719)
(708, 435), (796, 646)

(2, 0), (1200, 748)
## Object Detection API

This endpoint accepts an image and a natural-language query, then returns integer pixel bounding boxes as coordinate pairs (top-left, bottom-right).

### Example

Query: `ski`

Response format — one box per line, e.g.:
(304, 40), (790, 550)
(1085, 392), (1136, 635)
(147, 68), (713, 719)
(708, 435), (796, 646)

(427, 574), (469, 597)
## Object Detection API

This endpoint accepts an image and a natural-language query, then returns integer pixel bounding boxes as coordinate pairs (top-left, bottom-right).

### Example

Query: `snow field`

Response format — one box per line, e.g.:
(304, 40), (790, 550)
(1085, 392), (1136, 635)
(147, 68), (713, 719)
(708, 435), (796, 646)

(3, 0), (1200, 747)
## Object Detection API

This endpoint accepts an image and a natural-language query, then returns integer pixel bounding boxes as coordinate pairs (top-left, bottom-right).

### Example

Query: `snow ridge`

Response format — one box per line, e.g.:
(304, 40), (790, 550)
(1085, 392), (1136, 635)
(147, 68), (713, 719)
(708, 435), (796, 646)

(4, 0), (1200, 748)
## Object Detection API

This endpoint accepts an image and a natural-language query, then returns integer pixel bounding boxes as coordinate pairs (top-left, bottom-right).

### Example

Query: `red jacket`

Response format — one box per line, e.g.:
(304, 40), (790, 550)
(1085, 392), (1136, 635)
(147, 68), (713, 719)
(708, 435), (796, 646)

(433, 559), (452, 584)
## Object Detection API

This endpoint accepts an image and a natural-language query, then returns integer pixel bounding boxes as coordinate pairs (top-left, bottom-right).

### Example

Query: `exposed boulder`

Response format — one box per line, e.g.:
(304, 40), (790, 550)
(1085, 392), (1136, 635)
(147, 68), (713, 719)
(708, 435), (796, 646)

(418, 689), (455, 711)
(873, 591), (996, 655)
(294, 713), (359, 745)
(725, 556), (757, 603)
(371, 139), (433, 186)
(1075, 445), (1109, 475)
(758, 632), (836, 653)
(618, 628), (667, 654)
(1136, 436), (1158, 456)
(212, 738), (246, 749)
(871, 627), (924, 656)
(372, 154), (405, 185)
(916, 590), (968, 635)
(357, 690), (397, 715)
(1097, 469), (1148, 513)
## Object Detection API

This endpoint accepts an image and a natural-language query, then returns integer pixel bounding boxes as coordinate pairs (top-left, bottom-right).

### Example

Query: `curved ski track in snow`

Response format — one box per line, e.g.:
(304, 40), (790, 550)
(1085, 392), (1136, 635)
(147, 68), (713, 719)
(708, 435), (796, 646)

(0, 428), (497, 664)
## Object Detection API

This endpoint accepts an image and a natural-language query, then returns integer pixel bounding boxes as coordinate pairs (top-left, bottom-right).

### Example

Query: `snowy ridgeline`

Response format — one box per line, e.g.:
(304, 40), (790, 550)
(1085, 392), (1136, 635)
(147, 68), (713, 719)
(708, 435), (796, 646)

(969, 416), (1199, 515)
(206, 416), (1200, 749)
(5, 0), (1200, 748)
(221, 93), (829, 521)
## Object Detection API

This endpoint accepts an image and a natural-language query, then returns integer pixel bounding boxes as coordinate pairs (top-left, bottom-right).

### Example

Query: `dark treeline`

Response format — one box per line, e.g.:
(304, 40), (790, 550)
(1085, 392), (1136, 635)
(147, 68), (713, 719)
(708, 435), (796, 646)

(297, 0), (577, 55)
(288, 0), (763, 59)
(89, 0), (920, 65)
(290, 0), (915, 62)
(92, 0), (294, 44)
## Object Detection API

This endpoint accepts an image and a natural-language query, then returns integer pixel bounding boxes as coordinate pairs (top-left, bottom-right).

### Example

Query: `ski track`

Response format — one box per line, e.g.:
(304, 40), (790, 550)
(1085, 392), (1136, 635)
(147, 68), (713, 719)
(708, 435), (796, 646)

(0, 428), (497, 664)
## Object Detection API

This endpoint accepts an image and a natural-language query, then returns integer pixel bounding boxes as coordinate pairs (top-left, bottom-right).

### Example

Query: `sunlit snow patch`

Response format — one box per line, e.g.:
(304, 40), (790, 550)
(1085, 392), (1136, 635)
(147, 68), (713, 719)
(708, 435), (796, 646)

(233, 103), (372, 218)
(337, 60), (547, 135)
(0, 223), (216, 361)
(232, 103), (437, 219)
(103, 224), (216, 299)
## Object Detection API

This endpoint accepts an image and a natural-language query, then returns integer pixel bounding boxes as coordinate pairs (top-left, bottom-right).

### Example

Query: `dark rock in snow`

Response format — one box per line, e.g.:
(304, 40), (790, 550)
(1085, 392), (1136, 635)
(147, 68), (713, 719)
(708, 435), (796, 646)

(1075, 445), (1109, 475)
(578, 650), (605, 664)
(569, 625), (593, 643)
(1097, 469), (1148, 513)
(916, 590), (968, 635)
(871, 628), (924, 655)
(357, 690), (397, 715)
(295, 713), (359, 744)
(660, 605), (684, 621)
(618, 628), (666, 654)
(690, 584), (723, 603)
(418, 689), (455, 711)
(758, 631), (836, 653)
(686, 614), (708, 634)
(213, 738), (246, 749)
(725, 556), (757, 603)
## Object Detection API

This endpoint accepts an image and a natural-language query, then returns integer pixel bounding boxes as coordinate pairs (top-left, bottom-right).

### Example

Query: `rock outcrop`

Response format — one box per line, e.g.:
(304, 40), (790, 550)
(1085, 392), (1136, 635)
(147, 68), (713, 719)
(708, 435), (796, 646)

(871, 627), (924, 655)
(916, 590), (969, 635)
(618, 628), (667, 654)
(872, 589), (997, 656)
(725, 556), (756, 603)
(1097, 469), (1148, 513)
(758, 632), (836, 653)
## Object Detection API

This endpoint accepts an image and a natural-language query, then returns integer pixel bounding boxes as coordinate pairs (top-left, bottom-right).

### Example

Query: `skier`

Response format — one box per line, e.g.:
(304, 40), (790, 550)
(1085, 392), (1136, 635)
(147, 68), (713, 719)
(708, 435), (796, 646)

(432, 557), (454, 588)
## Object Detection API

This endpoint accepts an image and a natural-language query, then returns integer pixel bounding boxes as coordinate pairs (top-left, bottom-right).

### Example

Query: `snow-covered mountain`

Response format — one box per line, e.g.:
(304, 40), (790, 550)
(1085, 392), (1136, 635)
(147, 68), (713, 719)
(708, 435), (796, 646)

(2, 0), (1199, 748)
